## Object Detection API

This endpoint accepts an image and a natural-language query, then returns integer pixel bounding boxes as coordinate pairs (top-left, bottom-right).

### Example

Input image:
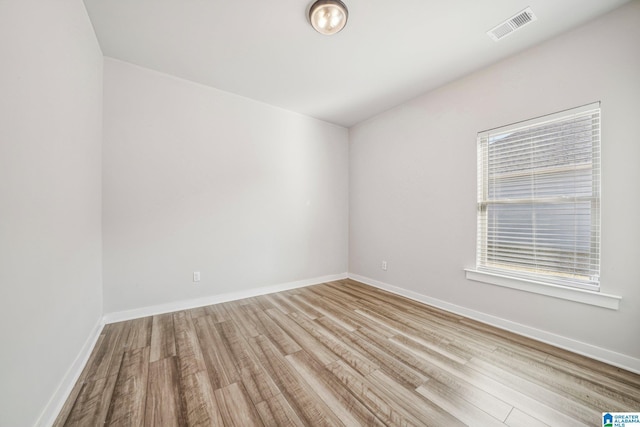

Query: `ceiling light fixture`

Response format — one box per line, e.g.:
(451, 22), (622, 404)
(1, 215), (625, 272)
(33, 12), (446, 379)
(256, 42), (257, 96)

(309, 0), (348, 35)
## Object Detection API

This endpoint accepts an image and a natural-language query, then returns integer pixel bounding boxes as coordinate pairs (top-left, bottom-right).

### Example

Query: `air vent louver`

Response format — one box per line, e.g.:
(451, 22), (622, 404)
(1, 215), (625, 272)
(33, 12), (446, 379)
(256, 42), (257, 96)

(487, 7), (537, 41)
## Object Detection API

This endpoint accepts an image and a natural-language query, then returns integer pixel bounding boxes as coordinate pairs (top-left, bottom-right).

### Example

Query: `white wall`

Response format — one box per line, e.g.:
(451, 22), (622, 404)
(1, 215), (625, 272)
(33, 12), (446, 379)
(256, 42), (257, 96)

(102, 59), (349, 314)
(349, 1), (640, 364)
(0, 1), (104, 426)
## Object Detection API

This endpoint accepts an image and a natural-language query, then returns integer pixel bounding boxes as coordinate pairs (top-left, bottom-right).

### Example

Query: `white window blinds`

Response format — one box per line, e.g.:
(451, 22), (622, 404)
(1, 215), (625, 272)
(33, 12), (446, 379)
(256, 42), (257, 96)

(476, 103), (601, 290)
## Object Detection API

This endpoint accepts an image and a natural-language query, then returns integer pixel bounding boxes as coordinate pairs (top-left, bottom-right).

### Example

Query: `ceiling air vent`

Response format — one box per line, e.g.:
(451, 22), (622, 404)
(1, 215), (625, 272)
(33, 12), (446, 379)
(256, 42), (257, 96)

(487, 7), (537, 41)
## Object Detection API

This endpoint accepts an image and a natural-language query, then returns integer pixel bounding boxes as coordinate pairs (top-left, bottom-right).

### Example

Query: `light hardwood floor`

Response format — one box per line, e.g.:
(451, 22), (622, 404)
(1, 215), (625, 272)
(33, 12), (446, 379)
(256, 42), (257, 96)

(54, 279), (640, 426)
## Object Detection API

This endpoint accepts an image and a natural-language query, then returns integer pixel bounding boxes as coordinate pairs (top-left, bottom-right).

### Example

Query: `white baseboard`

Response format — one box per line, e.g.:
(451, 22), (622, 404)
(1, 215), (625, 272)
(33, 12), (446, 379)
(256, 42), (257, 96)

(348, 273), (640, 375)
(103, 273), (349, 324)
(36, 318), (105, 427)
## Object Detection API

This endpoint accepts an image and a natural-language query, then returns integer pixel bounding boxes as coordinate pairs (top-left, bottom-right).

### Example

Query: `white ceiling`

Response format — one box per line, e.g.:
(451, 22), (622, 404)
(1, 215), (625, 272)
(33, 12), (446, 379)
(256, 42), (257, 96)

(83, 0), (630, 127)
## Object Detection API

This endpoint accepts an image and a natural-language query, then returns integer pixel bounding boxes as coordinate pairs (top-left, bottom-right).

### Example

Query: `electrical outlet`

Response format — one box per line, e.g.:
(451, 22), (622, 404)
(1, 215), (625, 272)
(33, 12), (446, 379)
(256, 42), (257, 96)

(381, 261), (388, 271)
(193, 271), (201, 282)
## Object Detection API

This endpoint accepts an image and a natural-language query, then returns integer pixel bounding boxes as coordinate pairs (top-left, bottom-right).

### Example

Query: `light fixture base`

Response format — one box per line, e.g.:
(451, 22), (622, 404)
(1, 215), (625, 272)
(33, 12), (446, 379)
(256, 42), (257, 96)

(309, 0), (348, 36)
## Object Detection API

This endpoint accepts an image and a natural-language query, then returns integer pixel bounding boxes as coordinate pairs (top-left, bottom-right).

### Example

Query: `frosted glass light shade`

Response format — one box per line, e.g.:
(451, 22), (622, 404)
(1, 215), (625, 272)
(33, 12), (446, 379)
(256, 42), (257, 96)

(309, 0), (348, 35)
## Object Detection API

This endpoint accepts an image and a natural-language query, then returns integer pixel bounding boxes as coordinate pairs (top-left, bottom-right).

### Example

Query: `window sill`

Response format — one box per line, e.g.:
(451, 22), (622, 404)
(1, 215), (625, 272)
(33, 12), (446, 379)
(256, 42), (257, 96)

(464, 268), (621, 310)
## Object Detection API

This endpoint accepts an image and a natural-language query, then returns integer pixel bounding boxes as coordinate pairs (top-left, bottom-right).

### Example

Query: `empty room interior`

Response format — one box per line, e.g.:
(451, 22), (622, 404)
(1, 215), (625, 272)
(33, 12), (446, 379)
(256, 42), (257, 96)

(2, 0), (640, 426)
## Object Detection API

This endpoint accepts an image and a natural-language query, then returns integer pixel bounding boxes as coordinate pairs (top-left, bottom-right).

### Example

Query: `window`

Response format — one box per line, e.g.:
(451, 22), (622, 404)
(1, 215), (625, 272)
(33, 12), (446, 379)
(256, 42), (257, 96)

(475, 103), (601, 291)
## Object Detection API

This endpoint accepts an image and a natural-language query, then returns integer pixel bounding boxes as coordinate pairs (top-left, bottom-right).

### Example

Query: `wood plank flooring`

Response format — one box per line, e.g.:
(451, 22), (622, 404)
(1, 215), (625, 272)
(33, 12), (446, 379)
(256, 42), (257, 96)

(54, 279), (640, 426)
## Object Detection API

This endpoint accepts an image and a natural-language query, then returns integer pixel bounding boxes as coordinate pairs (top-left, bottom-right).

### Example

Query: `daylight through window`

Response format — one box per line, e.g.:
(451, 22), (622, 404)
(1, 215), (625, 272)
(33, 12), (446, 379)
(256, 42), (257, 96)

(476, 103), (601, 290)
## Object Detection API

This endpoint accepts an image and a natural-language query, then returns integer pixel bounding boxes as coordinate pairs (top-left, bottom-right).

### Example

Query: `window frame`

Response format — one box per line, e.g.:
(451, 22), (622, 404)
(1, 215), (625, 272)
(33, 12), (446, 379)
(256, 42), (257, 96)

(474, 102), (602, 292)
